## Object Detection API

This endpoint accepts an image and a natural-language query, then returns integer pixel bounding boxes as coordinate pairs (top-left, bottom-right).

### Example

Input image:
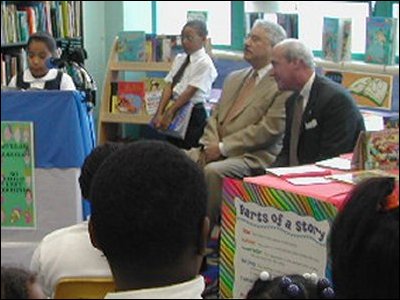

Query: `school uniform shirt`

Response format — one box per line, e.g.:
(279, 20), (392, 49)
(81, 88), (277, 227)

(30, 221), (111, 298)
(104, 275), (205, 299)
(165, 47), (217, 105)
(8, 68), (76, 90)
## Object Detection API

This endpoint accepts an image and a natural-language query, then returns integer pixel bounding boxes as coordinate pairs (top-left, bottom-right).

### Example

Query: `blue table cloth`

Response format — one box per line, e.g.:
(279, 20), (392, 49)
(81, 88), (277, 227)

(1, 90), (95, 168)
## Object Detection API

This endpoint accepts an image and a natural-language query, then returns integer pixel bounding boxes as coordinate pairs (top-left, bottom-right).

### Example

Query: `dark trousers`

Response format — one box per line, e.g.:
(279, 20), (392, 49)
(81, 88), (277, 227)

(167, 103), (207, 150)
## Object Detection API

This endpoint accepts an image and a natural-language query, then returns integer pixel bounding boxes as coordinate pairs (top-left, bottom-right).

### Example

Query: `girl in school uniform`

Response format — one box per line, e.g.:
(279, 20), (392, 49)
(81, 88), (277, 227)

(8, 31), (75, 90)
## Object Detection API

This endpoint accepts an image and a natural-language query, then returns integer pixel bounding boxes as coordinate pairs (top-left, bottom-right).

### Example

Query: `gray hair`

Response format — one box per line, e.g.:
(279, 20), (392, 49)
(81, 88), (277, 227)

(277, 38), (315, 69)
(253, 19), (287, 47)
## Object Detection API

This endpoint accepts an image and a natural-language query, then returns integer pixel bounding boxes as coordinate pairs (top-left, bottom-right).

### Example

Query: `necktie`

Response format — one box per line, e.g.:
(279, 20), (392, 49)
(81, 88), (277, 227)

(224, 70), (258, 125)
(171, 55), (190, 89)
(289, 95), (304, 166)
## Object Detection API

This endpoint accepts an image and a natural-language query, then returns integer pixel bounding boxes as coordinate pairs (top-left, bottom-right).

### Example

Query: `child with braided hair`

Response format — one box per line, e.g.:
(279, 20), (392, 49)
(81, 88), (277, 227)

(330, 177), (399, 299)
(246, 271), (335, 299)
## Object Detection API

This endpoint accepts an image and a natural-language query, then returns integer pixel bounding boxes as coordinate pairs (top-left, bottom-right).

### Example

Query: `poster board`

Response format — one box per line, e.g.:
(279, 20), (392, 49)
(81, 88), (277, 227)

(220, 178), (337, 299)
(1, 121), (36, 229)
(324, 69), (394, 110)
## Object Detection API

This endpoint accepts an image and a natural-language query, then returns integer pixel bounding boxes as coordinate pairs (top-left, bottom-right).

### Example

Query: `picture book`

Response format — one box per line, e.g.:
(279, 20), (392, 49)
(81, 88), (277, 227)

(322, 17), (352, 62)
(110, 81), (145, 115)
(117, 31), (146, 62)
(351, 128), (399, 171)
(277, 13), (299, 38)
(365, 17), (397, 65)
(143, 78), (167, 116)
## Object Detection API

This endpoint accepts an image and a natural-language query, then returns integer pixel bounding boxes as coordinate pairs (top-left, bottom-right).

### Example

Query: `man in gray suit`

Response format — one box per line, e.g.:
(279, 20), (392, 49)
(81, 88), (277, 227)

(187, 20), (292, 228)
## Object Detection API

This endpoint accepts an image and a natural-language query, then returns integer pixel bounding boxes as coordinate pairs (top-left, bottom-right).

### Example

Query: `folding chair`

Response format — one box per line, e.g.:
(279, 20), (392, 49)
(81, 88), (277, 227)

(53, 277), (115, 299)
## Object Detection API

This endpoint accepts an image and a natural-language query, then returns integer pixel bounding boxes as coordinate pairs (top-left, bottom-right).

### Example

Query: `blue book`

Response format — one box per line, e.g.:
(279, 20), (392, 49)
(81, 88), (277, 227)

(117, 31), (146, 62)
(365, 17), (397, 65)
(322, 17), (352, 62)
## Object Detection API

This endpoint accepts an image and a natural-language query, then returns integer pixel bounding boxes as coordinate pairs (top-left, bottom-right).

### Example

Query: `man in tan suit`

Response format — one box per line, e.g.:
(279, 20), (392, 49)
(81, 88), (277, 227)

(187, 20), (292, 228)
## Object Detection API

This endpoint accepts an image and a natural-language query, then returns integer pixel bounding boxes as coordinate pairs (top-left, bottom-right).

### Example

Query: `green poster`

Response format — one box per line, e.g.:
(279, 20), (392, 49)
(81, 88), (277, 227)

(1, 122), (36, 229)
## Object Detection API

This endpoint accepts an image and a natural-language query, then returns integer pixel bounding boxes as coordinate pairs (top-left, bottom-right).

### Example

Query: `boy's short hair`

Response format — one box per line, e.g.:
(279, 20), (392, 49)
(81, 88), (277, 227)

(184, 20), (208, 37)
(27, 31), (57, 55)
(90, 140), (208, 269)
(79, 143), (123, 200)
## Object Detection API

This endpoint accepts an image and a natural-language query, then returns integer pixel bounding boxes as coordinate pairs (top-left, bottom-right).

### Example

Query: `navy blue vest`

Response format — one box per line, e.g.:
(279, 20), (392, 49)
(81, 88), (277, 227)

(16, 71), (63, 90)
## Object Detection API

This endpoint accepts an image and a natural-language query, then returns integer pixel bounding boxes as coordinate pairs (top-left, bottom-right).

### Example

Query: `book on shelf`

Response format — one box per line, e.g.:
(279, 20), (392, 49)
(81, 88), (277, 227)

(322, 17), (352, 62)
(365, 17), (397, 65)
(277, 13), (298, 38)
(187, 11), (208, 23)
(144, 34), (183, 63)
(110, 81), (145, 115)
(1, 1), (82, 44)
(351, 128), (399, 171)
(143, 77), (167, 116)
(116, 31), (146, 62)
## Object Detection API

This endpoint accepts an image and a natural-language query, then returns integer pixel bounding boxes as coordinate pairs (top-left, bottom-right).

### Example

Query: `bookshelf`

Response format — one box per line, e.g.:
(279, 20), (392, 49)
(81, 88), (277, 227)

(98, 37), (171, 144)
(1, 1), (83, 85)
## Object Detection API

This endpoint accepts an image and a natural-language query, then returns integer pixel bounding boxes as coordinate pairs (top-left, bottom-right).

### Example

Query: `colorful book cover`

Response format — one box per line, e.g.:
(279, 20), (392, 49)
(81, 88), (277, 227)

(111, 81), (145, 115)
(352, 128), (399, 171)
(277, 13), (298, 39)
(1, 121), (36, 229)
(220, 178), (337, 298)
(364, 129), (399, 170)
(322, 17), (352, 62)
(117, 31), (146, 62)
(143, 78), (167, 116)
(365, 17), (397, 65)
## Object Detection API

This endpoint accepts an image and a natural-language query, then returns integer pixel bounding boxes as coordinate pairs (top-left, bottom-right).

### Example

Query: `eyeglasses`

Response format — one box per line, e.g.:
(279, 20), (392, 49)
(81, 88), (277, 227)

(245, 33), (263, 43)
(181, 35), (197, 42)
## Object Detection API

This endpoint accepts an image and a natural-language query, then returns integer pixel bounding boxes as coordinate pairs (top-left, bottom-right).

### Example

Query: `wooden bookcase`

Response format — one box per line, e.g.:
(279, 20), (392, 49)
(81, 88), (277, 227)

(97, 38), (172, 144)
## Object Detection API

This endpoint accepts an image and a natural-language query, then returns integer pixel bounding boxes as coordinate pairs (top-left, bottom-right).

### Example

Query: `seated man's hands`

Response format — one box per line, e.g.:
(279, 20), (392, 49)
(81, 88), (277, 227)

(204, 144), (223, 163)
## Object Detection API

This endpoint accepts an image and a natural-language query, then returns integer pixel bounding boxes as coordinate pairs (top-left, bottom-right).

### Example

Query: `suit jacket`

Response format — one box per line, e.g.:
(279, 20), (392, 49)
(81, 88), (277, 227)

(273, 74), (365, 167)
(199, 67), (291, 169)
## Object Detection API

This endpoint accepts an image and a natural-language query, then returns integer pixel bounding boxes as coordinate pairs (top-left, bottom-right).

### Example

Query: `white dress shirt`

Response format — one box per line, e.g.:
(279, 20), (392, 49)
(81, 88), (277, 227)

(165, 47), (217, 105)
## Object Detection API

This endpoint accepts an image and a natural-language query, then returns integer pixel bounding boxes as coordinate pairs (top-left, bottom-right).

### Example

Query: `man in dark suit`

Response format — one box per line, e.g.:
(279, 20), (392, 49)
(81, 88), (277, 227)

(271, 39), (365, 167)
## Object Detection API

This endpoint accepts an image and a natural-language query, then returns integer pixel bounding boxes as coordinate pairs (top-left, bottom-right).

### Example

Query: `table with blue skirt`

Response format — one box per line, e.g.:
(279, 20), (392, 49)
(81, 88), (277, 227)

(1, 90), (95, 268)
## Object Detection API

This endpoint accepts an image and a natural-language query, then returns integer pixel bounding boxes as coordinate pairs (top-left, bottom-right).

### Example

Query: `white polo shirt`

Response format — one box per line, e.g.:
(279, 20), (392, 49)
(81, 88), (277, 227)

(105, 275), (205, 299)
